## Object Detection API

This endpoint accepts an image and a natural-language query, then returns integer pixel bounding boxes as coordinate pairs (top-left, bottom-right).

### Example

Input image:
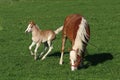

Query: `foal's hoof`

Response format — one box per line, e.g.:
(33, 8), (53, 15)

(34, 57), (37, 60)
(41, 56), (46, 60)
(30, 53), (34, 56)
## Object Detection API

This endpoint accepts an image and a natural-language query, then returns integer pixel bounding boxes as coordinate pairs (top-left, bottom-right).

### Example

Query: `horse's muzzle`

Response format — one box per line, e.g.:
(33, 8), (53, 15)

(25, 29), (29, 33)
(71, 65), (77, 71)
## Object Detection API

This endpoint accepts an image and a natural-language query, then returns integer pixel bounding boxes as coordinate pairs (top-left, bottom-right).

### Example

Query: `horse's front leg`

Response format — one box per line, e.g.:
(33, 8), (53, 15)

(41, 41), (53, 60)
(34, 42), (40, 60)
(29, 41), (36, 56)
(59, 35), (66, 65)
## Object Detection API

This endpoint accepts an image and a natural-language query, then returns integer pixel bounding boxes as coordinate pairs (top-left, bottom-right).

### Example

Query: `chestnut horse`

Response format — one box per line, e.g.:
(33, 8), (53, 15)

(25, 21), (63, 60)
(59, 14), (90, 71)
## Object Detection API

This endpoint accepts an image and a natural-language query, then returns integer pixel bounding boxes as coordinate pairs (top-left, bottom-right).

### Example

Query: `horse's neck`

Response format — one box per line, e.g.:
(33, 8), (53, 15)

(32, 25), (41, 36)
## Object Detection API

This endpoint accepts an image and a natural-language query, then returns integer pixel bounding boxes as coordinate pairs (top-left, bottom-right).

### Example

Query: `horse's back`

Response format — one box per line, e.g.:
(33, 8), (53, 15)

(63, 14), (83, 41)
(41, 30), (56, 41)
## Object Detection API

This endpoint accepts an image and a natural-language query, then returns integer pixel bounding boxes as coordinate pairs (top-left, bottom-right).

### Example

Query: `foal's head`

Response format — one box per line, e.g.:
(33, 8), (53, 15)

(25, 21), (36, 33)
(70, 49), (81, 71)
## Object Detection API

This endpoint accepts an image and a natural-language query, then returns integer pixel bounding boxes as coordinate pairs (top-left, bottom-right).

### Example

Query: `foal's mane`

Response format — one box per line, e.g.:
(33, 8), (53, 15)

(35, 24), (40, 30)
(30, 21), (41, 31)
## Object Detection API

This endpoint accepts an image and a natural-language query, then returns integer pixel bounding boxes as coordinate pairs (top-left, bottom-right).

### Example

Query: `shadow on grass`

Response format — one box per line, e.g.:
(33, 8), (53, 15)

(81, 53), (113, 69)
(49, 52), (113, 69)
(85, 53), (113, 66)
(48, 51), (70, 57)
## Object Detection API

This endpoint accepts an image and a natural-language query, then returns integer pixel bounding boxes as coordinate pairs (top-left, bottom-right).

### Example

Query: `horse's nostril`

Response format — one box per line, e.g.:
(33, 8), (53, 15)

(71, 66), (77, 71)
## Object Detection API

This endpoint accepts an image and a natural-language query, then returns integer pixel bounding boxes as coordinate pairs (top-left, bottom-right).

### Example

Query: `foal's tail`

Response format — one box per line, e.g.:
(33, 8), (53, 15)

(54, 26), (63, 34)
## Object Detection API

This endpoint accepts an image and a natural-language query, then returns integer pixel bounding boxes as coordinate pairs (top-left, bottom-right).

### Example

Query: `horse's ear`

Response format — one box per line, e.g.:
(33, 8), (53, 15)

(30, 21), (36, 25)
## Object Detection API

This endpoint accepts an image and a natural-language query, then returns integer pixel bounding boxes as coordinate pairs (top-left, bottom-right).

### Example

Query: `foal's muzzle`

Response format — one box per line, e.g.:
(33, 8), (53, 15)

(25, 30), (27, 33)
(25, 29), (30, 33)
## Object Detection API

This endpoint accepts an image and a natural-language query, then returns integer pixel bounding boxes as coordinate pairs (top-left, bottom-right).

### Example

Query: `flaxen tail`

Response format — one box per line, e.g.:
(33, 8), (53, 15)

(54, 26), (63, 34)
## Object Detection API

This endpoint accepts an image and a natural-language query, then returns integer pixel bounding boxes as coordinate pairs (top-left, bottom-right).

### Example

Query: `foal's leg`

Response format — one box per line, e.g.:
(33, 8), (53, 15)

(29, 41), (36, 55)
(59, 35), (66, 65)
(41, 40), (53, 60)
(39, 42), (48, 57)
(34, 42), (40, 60)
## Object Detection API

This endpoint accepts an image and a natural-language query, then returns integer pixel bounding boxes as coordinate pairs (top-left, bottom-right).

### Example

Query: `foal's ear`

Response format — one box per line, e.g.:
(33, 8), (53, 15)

(30, 21), (36, 25)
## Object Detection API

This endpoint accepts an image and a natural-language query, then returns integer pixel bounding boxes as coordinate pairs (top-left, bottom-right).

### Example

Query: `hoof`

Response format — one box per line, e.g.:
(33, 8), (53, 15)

(34, 56), (37, 60)
(30, 52), (34, 56)
(59, 61), (63, 65)
(41, 56), (46, 60)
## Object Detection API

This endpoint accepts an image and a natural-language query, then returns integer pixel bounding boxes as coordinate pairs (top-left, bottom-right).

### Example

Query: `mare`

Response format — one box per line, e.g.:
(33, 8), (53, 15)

(59, 14), (90, 71)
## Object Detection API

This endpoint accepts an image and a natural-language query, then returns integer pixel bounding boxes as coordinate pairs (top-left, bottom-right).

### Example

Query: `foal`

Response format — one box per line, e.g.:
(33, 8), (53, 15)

(59, 14), (90, 71)
(25, 21), (62, 60)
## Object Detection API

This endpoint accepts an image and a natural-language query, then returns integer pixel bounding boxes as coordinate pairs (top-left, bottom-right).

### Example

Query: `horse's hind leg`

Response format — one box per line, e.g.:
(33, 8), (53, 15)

(29, 41), (36, 55)
(39, 42), (48, 58)
(41, 40), (53, 60)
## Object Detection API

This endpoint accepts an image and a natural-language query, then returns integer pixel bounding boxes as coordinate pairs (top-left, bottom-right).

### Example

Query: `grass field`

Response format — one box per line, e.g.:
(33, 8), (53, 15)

(0, 0), (120, 80)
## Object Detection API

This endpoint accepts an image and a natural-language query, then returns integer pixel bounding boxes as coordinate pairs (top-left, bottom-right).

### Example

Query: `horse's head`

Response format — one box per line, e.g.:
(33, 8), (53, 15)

(25, 21), (36, 33)
(70, 49), (81, 71)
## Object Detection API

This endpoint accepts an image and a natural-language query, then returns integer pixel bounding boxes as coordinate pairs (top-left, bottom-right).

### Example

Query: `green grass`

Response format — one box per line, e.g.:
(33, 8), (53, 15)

(0, 0), (120, 80)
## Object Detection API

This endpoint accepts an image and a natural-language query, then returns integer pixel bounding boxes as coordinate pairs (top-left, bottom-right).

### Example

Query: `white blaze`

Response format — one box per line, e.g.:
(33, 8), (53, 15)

(25, 24), (32, 33)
